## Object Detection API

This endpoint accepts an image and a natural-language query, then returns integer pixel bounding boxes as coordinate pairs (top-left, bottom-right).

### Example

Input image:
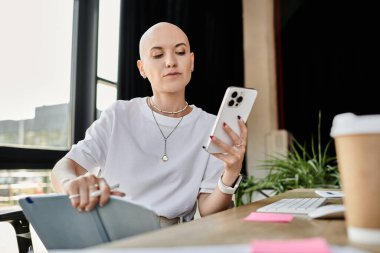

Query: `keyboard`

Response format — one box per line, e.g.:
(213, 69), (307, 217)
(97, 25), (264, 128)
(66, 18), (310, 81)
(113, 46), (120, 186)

(256, 198), (327, 214)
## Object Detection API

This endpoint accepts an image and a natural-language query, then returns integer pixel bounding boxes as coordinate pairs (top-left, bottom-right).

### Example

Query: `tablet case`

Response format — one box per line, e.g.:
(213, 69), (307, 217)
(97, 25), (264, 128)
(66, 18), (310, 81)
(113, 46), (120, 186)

(19, 194), (160, 249)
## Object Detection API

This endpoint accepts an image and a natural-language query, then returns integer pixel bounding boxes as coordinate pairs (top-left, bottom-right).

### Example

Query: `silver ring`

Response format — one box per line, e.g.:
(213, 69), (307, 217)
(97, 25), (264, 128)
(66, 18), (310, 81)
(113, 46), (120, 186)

(89, 183), (99, 189)
(68, 194), (80, 199)
(234, 139), (243, 148)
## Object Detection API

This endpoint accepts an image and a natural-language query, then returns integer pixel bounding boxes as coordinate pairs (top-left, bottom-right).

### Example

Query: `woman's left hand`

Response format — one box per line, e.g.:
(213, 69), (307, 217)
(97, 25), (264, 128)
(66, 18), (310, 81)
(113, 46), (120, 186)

(209, 116), (247, 184)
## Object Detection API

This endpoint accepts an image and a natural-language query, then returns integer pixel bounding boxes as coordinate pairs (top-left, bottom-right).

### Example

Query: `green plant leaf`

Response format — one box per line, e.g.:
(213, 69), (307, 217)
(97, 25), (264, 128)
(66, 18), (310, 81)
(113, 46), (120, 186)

(235, 112), (340, 207)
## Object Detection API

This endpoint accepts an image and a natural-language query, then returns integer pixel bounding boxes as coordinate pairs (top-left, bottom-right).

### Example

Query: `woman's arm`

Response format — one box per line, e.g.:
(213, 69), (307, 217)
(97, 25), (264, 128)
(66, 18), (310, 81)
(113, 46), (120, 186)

(51, 157), (87, 192)
(198, 171), (240, 216)
(198, 117), (247, 216)
(51, 157), (124, 212)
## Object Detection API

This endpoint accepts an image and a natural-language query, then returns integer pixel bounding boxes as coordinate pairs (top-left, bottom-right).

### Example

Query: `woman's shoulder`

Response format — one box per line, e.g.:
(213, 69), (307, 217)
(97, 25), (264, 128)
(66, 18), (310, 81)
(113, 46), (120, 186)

(104, 97), (146, 112)
(192, 105), (217, 126)
(96, 98), (146, 123)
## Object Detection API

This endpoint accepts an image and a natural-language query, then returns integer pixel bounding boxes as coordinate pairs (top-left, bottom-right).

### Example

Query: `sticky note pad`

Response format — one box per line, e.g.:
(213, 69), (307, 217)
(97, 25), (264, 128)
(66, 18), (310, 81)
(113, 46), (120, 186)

(244, 212), (294, 223)
(251, 237), (331, 253)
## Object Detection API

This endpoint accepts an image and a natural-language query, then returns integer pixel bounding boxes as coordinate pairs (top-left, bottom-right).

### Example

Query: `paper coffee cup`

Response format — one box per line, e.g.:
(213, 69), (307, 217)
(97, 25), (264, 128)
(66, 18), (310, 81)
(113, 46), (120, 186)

(331, 113), (380, 245)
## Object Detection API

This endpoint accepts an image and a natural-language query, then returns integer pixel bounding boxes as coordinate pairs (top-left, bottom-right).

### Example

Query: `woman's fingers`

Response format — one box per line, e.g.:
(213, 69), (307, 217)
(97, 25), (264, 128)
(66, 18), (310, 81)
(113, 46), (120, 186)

(78, 186), (89, 211)
(210, 135), (239, 155)
(65, 175), (115, 211)
(222, 119), (245, 147)
(111, 191), (126, 197)
(210, 135), (245, 165)
(210, 121), (247, 156)
(66, 179), (82, 209)
(209, 117), (247, 174)
(98, 178), (111, 207)
(85, 177), (101, 211)
(237, 116), (248, 142)
(76, 175), (95, 211)
(68, 192), (81, 208)
(212, 152), (235, 164)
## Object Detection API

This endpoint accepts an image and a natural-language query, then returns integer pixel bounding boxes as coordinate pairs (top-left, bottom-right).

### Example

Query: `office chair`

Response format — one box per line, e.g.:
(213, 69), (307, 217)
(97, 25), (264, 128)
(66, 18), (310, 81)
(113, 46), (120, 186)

(0, 207), (32, 253)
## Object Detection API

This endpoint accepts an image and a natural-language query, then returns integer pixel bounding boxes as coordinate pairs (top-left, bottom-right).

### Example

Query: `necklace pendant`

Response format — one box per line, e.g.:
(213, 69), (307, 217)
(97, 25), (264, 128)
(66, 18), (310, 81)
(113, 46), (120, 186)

(162, 155), (169, 162)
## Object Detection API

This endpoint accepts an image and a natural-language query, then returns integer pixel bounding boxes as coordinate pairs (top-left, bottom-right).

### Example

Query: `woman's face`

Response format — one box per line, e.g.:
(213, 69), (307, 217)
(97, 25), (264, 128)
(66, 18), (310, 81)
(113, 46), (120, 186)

(137, 24), (194, 94)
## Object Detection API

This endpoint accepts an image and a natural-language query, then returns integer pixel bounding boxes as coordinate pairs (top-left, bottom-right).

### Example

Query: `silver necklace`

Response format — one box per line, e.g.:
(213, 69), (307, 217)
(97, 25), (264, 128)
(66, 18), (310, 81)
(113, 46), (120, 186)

(149, 102), (184, 162)
(150, 97), (188, 115)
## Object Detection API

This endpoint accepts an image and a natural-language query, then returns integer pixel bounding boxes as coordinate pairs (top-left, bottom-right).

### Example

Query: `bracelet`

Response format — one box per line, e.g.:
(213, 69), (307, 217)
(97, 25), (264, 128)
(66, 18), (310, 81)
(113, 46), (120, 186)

(217, 174), (242, 195)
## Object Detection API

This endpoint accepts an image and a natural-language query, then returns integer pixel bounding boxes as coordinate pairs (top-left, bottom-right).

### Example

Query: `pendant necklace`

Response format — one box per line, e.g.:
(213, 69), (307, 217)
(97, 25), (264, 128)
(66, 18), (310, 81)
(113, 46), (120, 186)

(149, 97), (185, 161)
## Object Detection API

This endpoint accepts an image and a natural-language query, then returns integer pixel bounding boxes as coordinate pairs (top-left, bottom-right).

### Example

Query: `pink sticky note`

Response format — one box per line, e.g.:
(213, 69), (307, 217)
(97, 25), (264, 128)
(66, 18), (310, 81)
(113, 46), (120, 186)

(244, 212), (294, 223)
(251, 237), (331, 253)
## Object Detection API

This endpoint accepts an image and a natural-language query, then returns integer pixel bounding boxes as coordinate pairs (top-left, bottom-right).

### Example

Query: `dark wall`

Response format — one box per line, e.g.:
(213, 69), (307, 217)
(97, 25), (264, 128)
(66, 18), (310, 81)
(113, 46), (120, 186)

(117, 0), (246, 173)
(118, 0), (244, 115)
(277, 1), (380, 152)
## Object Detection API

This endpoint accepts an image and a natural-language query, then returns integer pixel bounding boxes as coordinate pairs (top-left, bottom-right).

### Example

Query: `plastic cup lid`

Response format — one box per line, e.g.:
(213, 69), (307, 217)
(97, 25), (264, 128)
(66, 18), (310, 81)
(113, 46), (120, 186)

(330, 113), (380, 137)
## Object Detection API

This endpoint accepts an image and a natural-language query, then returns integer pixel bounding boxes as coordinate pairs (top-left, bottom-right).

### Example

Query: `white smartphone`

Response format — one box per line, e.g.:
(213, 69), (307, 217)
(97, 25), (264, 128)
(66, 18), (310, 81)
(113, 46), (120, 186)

(204, 86), (257, 154)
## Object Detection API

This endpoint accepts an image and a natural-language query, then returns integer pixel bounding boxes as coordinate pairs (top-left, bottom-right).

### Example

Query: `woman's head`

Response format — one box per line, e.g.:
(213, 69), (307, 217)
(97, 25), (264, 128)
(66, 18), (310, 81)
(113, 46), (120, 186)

(137, 22), (194, 94)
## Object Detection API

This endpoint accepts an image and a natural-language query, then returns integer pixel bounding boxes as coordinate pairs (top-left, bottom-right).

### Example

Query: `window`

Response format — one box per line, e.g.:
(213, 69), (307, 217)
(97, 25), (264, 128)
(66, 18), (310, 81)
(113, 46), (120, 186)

(0, 0), (122, 209)
(97, 80), (117, 117)
(0, 1), (73, 150)
(0, 0), (73, 214)
(96, 0), (120, 116)
(0, 2), (94, 251)
(0, 169), (53, 207)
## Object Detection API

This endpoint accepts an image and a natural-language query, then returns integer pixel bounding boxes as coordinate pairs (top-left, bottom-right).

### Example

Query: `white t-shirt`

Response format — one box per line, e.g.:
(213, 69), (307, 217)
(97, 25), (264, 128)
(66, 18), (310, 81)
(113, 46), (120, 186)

(66, 97), (224, 220)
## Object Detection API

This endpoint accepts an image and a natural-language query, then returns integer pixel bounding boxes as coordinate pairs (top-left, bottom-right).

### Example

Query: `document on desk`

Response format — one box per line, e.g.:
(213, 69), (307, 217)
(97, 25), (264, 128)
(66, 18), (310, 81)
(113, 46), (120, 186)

(19, 194), (160, 249)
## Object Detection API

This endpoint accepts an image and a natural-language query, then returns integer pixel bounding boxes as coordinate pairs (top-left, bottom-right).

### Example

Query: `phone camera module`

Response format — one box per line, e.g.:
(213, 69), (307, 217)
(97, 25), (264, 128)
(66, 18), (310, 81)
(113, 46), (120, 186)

(231, 91), (238, 98)
(228, 100), (235, 107)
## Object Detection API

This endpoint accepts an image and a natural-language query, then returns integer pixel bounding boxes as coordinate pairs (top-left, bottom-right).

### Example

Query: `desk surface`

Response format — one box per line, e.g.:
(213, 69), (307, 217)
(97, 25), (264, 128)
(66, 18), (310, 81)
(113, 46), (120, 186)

(103, 189), (379, 253)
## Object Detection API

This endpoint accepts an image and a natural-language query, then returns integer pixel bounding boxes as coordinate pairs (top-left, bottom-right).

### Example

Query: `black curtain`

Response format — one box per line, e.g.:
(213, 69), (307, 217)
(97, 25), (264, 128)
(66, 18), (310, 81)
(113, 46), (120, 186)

(276, 1), (380, 153)
(117, 0), (244, 115)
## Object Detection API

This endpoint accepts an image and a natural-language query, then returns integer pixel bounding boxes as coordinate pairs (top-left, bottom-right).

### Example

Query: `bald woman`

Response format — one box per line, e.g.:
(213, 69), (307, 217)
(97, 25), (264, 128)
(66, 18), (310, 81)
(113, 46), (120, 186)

(51, 22), (247, 227)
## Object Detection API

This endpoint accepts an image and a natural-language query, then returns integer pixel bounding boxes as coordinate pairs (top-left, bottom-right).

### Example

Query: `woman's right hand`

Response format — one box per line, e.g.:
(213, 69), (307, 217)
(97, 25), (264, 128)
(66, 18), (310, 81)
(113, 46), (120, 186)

(62, 174), (125, 212)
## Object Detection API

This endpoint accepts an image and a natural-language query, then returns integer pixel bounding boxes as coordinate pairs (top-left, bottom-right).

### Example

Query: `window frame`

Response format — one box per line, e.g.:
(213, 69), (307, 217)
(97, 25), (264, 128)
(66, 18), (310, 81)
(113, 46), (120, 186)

(96, 77), (117, 115)
(0, 0), (100, 170)
(96, 0), (120, 113)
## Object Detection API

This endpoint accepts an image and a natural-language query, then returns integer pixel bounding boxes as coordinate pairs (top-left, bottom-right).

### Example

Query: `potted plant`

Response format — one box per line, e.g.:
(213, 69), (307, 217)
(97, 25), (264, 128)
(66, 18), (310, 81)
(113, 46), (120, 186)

(235, 113), (340, 206)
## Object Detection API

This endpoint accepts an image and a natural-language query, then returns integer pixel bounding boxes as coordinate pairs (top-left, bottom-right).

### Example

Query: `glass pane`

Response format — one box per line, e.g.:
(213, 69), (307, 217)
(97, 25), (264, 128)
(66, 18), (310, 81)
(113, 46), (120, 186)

(0, 1), (73, 149)
(97, 0), (120, 82)
(0, 169), (54, 207)
(0, 169), (52, 252)
(96, 81), (117, 118)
